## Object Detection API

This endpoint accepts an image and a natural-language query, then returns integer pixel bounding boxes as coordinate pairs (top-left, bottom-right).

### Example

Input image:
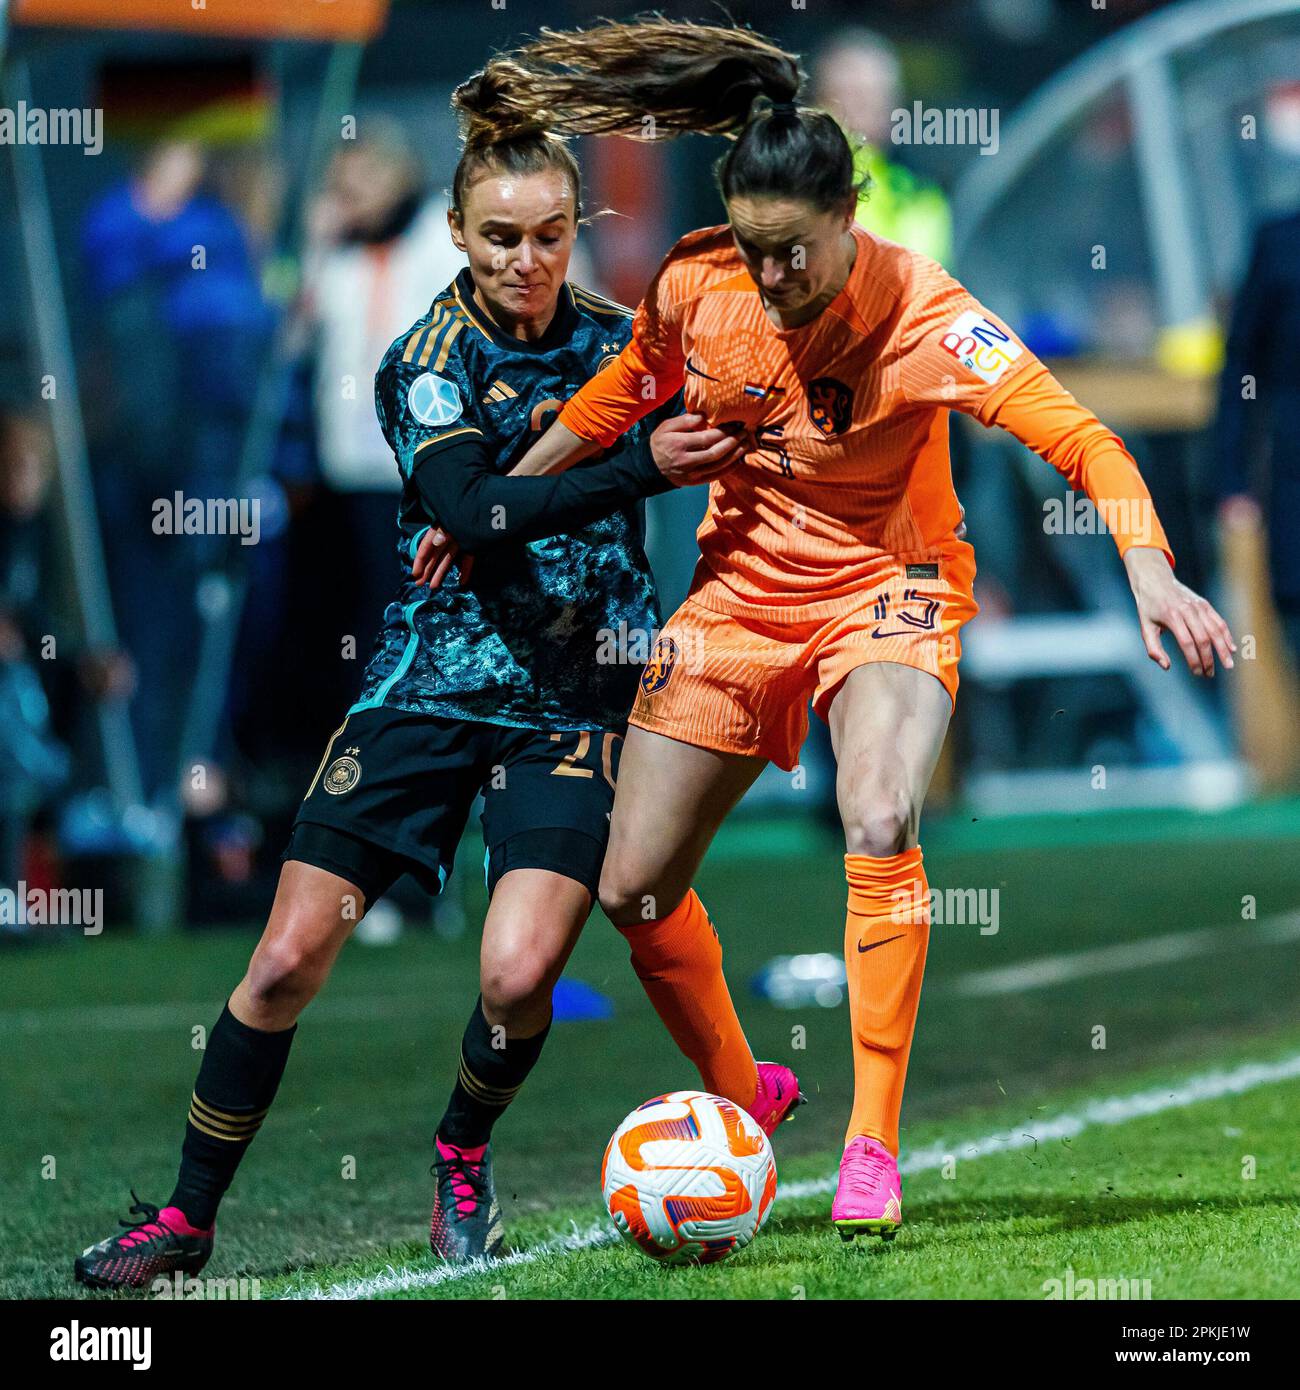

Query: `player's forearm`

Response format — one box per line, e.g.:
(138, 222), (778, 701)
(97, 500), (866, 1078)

(414, 439), (671, 552)
(512, 337), (683, 477)
(508, 421), (602, 477)
(985, 362), (1174, 564)
(555, 334), (684, 453)
(1122, 544), (1173, 590)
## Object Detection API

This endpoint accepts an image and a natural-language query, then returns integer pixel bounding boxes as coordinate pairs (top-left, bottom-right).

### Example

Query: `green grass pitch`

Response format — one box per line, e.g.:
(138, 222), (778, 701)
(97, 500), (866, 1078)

(3, 805), (1298, 1299)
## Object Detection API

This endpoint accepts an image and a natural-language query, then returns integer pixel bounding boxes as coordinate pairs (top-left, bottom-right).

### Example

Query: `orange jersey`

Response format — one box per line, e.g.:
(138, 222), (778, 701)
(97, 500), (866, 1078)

(560, 224), (1172, 618)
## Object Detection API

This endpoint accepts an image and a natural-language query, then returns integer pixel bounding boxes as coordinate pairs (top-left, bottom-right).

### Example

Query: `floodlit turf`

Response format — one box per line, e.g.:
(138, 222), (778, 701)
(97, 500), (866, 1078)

(273, 1062), (1300, 1301)
(3, 811), (1299, 1299)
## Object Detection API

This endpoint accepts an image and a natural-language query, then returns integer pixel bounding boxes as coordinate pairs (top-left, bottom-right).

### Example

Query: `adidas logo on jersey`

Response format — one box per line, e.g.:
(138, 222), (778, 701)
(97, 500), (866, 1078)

(482, 379), (519, 406)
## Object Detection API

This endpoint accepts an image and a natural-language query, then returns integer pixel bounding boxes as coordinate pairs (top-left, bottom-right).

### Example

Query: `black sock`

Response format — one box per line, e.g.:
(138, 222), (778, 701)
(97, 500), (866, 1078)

(168, 1003), (296, 1228)
(437, 997), (551, 1148)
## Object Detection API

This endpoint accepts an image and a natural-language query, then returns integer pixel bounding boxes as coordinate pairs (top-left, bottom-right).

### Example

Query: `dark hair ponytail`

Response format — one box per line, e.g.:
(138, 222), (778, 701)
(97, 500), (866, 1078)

(491, 18), (863, 214)
(718, 95), (862, 213)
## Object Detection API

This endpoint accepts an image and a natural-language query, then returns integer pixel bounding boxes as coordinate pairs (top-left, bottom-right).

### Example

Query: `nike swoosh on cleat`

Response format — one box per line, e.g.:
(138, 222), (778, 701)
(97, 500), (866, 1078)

(857, 933), (905, 953)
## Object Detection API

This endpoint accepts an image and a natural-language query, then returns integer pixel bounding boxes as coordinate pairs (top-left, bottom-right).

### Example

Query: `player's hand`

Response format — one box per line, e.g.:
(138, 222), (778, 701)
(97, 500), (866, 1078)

(411, 526), (474, 591)
(1124, 546), (1235, 677)
(650, 414), (746, 486)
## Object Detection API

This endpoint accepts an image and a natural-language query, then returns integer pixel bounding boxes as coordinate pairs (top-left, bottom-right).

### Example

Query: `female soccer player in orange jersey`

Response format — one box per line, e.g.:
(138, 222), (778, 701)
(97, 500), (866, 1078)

(414, 19), (1236, 1241)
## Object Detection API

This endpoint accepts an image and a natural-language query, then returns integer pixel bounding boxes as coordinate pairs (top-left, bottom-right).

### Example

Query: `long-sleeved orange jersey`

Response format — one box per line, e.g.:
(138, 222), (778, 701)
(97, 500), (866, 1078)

(560, 223), (1172, 621)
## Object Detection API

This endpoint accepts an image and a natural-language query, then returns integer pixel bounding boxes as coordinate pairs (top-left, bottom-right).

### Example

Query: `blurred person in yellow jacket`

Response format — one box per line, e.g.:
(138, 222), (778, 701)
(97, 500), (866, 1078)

(813, 27), (953, 267)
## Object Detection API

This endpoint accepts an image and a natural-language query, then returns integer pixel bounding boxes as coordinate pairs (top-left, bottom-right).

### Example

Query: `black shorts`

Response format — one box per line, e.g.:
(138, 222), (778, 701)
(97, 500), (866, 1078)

(284, 705), (623, 905)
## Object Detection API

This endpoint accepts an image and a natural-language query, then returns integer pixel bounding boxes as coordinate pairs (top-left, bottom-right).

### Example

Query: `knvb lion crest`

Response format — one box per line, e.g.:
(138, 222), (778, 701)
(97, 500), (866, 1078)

(640, 636), (679, 697)
(808, 376), (853, 436)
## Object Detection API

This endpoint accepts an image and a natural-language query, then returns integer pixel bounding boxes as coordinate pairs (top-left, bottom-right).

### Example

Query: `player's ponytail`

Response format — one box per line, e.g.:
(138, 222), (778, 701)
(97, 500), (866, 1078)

(498, 18), (863, 214)
(719, 93), (863, 215)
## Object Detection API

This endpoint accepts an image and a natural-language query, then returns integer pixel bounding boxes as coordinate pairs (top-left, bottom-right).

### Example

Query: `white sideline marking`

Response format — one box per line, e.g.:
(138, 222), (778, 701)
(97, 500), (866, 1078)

(282, 1049), (1300, 1299)
(945, 912), (1300, 998)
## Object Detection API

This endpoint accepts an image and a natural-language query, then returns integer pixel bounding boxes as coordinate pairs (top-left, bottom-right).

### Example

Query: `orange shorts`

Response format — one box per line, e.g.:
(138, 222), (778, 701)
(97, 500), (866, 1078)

(630, 543), (978, 771)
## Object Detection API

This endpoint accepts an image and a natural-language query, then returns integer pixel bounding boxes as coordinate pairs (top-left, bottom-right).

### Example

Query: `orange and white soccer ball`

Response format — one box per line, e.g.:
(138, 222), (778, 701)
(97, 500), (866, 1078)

(601, 1090), (778, 1264)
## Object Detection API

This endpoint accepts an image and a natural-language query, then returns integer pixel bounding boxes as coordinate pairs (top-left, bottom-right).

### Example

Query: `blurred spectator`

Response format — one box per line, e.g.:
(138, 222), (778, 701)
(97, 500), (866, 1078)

(813, 28), (953, 266)
(81, 139), (273, 803)
(1214, 210), (1300, 666)
(0, 409), (133, 896)
(297, 121), (466, 680)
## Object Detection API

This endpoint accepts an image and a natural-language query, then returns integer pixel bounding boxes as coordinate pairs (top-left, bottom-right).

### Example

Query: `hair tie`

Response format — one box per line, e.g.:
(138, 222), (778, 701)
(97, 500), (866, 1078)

(769, 100), (799, 118)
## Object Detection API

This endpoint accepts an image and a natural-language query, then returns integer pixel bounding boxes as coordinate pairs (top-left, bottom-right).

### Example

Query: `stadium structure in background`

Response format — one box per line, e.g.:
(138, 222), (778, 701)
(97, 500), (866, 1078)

(2, 0), (389, 927)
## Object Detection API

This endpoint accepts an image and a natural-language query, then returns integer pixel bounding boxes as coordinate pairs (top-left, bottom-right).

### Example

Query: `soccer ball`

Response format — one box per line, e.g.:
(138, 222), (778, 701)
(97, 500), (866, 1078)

(601, 1090), (778, 1264)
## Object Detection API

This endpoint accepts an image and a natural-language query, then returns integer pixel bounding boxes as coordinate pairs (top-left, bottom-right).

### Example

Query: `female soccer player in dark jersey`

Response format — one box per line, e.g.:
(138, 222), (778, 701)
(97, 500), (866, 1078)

(415, 19), (1236, 1245)
(72, 72), (783, 1287)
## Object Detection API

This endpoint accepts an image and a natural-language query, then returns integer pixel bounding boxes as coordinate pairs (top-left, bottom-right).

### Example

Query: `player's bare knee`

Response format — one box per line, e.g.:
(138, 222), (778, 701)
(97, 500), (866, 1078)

(481, 955), (554, 1029)
(245, 935), (328, 1014)
(602, 880), (677, 928)
(841, 789), (916, 858)
(597, 863), (643, 926)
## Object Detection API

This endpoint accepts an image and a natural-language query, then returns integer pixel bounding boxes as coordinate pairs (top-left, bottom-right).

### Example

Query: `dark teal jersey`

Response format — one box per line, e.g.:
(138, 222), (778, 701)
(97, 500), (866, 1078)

(351, 269), (665, 731)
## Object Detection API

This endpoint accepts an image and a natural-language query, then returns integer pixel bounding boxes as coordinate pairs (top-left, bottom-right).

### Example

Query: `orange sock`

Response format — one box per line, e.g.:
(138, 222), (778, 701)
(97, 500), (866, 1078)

(844, 848), (931, 1155)
(618, 889), (758, 1108)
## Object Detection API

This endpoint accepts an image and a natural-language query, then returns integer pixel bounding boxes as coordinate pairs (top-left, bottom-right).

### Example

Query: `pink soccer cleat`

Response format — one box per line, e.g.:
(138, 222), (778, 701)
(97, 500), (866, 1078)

(75, 1193), (213, 1290)
(832, 1135), (902, 1242)
(746, 1061), (806, 1136)
(429, 1137), (504, 1263)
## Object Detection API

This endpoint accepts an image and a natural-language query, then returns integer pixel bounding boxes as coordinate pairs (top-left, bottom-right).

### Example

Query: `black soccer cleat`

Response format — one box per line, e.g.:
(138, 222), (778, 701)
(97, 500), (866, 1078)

(429, 1138), (505, 1263)
(74, 1192), (214, 1292)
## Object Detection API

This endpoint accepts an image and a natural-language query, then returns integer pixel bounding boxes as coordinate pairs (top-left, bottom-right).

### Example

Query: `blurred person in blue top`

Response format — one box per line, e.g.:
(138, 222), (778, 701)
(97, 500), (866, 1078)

(81, 139), (273, 802)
